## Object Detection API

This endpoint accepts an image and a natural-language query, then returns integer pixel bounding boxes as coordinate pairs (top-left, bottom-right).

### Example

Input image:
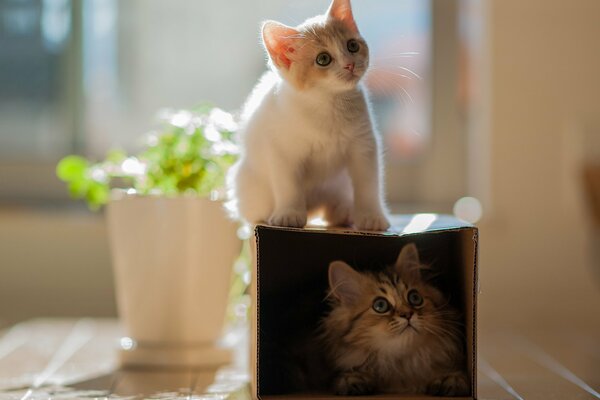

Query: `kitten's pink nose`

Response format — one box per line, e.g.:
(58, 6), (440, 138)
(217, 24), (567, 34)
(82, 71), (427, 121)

(344, 63), (355, 72)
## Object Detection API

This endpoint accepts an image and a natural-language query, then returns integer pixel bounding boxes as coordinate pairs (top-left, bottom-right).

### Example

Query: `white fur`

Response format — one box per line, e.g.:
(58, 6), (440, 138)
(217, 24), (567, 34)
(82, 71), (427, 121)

(227, 68), (390, 230)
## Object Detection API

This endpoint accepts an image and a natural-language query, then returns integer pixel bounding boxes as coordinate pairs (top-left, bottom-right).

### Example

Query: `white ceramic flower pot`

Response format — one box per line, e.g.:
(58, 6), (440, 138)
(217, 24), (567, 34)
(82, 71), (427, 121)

(106, 194), (241, 367)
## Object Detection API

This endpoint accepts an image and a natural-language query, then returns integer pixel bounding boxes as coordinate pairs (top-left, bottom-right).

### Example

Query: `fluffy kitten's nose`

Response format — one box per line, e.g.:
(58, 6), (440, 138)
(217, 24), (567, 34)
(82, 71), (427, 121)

(400, 311), (414, 320)
(344, 63), (355, 72)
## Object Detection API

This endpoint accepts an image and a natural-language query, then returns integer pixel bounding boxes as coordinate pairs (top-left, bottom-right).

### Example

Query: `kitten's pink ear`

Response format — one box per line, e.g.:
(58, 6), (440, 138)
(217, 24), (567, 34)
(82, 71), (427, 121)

(327, 0), (359, 33)
(395, 243), (421, 280)
(329, 261), (363, 305)
(262, 21), (301, 69)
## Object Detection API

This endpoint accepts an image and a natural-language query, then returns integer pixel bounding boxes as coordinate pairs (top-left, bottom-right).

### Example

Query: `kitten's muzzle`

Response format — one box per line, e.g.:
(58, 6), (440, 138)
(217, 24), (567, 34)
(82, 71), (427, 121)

(399, 310), (414, 320)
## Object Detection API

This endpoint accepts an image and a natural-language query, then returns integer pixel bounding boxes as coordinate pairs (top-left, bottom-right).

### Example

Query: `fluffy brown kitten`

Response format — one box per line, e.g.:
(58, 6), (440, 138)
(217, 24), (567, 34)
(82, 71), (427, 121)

(320, 243), (469, 396)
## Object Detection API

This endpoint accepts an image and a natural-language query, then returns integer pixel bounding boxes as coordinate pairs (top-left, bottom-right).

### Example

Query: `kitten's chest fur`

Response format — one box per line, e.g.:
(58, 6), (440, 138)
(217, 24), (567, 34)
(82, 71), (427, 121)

(286, 89), (367, 179)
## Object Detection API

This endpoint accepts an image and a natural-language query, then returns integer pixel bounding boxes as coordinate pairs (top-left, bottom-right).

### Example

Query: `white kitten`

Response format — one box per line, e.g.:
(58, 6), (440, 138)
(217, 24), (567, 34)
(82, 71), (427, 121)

(227, 0), (390, 231)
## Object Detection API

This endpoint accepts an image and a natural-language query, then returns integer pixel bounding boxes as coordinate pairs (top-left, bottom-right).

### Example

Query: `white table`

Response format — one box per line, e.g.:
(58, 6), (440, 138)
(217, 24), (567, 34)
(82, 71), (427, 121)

(0, 319), (599, 399)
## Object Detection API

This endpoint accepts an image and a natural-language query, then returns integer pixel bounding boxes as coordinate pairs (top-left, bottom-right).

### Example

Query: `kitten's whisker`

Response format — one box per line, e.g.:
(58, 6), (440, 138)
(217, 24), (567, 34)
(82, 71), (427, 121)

(377, 52), (420, 57)
(400, 87), (414, 104)
(364, 76), (417, 108)
(392, 66), (422, 80)
(422, 314), (461, 326)
(421, 325), (444, 338)
(427, 324), (463, 338)
(372, 76), (409, 105)
(367, 67), (414, 81)
(424, 312), (460, 325)
(375, 55), (416, 59)
(425, 325), (457, 338)
(388, 86), (411, 108)
(434, 315), (463, 322)
(371, 78), (416, 94)
(431, 320), (463, 329)
(425, 308), (458, 315)
(366, 74), (395, 100)
(427, 311), (462, 321)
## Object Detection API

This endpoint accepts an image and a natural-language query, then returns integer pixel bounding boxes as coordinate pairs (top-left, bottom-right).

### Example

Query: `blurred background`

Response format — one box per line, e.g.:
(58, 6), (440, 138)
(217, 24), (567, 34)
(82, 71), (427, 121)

(1, 0), (599, 331)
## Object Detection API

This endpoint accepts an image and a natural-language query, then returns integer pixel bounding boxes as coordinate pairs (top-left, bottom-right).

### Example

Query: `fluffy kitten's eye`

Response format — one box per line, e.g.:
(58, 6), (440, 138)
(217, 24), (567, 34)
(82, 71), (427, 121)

(316, 52), (332, 66)
(347, 39), (360, 53)
(372, 297), (391, 313)
(407, 289), (424, 307)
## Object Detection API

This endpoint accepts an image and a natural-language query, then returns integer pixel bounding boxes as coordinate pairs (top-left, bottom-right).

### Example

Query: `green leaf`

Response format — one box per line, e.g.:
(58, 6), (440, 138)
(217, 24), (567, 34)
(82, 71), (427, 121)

(87, 182), (110, 210)
(56, 156), (88, 182)
(56, 104), (240, 209)
(68, 178), (90, 198)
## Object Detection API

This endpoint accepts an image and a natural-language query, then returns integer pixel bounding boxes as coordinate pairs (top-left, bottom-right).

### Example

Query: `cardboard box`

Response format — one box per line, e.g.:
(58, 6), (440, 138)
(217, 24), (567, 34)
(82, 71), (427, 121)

(583, 163), (600, 226)
(251, 214), (478, 399)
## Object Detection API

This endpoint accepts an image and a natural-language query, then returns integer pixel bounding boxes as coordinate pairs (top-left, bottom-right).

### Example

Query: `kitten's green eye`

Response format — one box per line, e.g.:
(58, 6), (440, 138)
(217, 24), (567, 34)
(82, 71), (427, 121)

(316, 52), (332, 66)
(407, 289), (424, 307)
(347, 39), (360, 53)
(372, 297), (391, 313)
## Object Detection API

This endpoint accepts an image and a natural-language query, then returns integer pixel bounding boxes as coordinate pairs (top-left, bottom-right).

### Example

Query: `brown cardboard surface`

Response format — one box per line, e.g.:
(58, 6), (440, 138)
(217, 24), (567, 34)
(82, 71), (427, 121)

(258, 396), (473, 400)
(583, 163), (600, 226)
(252, 214), (478, 400)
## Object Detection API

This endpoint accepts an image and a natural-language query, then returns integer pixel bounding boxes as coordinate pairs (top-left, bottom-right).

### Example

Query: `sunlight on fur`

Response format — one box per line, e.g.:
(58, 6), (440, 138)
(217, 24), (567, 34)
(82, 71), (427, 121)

(226, 0), (390, 231)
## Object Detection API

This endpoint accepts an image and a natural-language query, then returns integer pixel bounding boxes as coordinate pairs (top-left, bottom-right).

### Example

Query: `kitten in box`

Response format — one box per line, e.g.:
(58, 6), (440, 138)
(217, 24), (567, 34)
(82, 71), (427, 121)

(321, 243), (469, 396)
(227, 0), (390, 231)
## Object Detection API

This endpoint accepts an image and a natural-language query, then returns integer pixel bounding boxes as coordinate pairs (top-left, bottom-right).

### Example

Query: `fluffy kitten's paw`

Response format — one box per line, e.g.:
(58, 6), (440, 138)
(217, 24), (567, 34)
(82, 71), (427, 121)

(334, 372), (375, 396)
(268, 209), (307, 228)
(325, 203), (353, 227)
(427, 372), (469, 397)
(353, 210), (390, 231)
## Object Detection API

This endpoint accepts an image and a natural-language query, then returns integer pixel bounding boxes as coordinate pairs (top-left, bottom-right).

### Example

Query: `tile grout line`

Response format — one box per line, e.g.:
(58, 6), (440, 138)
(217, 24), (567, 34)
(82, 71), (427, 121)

(514, 333), (600, 399)
(187, 370), (200, 399)
(478, 356), (525, 400)
(20, 319), (96, 400)
(105, 370), (124, 400)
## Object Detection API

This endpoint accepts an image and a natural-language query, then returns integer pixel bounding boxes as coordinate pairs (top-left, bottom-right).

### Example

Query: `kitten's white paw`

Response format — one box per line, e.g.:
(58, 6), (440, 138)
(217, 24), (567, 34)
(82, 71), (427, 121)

(354, 210), (390, 231)
(268, 209), (307, 228)
(335, 372), (375, 396)
(427, 372), (469, 397)
(325, 203), (353, 227)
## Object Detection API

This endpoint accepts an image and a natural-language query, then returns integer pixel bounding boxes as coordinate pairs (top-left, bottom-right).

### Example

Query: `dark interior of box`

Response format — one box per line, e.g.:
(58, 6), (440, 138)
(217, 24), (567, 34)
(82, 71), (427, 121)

(256, 226), (475, 398)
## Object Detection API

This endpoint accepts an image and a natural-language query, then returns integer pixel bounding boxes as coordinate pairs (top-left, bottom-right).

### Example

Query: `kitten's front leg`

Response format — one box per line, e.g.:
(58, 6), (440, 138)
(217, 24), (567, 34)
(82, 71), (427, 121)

(267, 152), (307, 228)
(347, 135), (390, 231)
(334, 370), (376, 396)
(427, 371), (470, 397)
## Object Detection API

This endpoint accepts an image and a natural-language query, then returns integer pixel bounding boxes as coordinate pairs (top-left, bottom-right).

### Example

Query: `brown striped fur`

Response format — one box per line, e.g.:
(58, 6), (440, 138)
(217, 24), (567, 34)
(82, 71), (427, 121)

(320, 244), (469, 396)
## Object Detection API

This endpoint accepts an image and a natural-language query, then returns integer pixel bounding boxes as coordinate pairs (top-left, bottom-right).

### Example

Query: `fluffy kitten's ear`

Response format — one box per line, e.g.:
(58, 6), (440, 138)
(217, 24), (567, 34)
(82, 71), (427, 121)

(327, 0), (359, 33)
(262, 21), (301, 69)
(395, 243), (421, 281)
(328, 261), (363, 305)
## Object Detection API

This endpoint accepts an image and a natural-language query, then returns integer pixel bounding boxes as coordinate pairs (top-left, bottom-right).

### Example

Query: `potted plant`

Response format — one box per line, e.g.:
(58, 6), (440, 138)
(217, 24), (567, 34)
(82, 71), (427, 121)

(57, 106), (244, 367)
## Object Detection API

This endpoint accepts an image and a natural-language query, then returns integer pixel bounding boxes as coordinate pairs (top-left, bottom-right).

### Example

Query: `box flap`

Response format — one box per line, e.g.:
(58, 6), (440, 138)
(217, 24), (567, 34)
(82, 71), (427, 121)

(255, 214), (473, 237)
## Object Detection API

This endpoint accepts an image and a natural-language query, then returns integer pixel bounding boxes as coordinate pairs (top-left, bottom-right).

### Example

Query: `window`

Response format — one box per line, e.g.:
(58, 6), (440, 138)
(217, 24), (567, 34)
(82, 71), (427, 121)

(0, 0), (74, 160)
(0, 0), (466, 208)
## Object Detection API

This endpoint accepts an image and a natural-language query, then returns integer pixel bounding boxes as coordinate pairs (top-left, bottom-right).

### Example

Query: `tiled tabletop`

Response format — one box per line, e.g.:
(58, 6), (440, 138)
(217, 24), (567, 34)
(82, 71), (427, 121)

(0, 319), (598, 399)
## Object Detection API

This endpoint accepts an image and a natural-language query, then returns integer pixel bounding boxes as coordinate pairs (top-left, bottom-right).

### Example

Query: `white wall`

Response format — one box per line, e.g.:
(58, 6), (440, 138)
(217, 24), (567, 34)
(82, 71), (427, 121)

(477, 0), (600, 329)
(0, 209), (115, 324)
(3, 0), (600, 329)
